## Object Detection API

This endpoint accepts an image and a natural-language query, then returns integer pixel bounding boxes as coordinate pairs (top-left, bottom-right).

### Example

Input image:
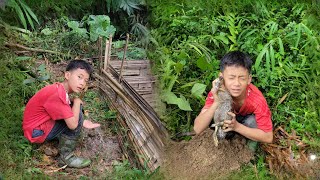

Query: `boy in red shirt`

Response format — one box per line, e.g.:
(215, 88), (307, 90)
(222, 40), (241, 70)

(194, 51), (273, 148)
(23, 60), (100, 168)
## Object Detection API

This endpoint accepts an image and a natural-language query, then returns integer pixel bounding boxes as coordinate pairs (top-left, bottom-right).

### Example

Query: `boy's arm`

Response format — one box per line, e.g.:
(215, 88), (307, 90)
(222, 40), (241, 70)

(64, 98), (82, 130)
(194, 78), (221, 134)
(223, 112), (273, 143)
(194, 101), (219, 134)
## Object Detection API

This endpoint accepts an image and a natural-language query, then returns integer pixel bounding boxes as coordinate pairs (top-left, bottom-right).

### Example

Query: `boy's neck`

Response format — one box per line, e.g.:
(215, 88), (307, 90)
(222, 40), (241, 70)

(232, 91), (246, 108)
(62, 81), (70, 94)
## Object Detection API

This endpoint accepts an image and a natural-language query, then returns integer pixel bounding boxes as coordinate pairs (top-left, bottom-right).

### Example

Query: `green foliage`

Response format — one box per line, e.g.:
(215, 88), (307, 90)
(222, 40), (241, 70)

(106, 0), (143, 16)
(0, 49), (45, 179)
(108, 160), (152, 179)
(148, 0), (320, 145)
(225, 155), (274, 180)
(3, 0), (39, 29)
(115, 45), (147, 60)
(83, 90), (117, 123)
(23, 63), (51, 85)
(87, 15), (116, 41)
(65, 15), (116, 43)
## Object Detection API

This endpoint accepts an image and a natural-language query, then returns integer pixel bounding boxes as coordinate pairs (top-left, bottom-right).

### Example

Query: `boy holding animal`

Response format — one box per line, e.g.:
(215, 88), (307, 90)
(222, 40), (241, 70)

(194, 51), (273, 148)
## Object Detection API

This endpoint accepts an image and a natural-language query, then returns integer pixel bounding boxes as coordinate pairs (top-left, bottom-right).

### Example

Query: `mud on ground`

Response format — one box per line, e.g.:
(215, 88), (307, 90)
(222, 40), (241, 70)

(161, 129), (254, 180)
(35, 124), (122, 178)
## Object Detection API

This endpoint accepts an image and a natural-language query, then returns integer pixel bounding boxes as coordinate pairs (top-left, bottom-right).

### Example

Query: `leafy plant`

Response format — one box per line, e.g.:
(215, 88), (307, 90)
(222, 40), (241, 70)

(22, 62), (51, 85)
(87, 15), (116, 42)
(67, 20), (88, 39)
(106, 0), (143, 16)
(4, 0), (39, 29)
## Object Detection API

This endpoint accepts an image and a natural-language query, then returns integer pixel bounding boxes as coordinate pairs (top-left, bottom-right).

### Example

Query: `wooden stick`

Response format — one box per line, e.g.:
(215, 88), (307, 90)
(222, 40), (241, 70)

(101, 70), (124, 91)
(107, 35), (113, 72)
(44, 165), (67, 173)
(103, 40), (110, 71)
(98, 37), (103, 72)
(4, 42), (68, 56)
(119, 33), (130, 82)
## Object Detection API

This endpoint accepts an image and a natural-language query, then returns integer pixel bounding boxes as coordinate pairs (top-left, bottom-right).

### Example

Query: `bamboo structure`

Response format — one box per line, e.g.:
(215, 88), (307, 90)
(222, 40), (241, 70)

(95, 36), (168, 170)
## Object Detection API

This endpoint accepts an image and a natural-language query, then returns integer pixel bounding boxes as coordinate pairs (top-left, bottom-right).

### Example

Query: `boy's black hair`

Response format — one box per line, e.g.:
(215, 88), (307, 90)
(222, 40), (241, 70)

(220, 51), (252, 73)
(66, 60), (93, 76)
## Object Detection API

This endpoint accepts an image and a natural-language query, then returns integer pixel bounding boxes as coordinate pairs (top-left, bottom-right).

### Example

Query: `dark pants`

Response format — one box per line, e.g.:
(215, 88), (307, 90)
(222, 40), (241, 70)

(225, 114), (257, 139)
(45, 105), (84, 141)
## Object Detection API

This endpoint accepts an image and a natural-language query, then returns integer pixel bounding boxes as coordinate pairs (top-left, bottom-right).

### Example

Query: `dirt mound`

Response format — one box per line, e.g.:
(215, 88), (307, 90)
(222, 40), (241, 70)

(161, 129), (254, 180)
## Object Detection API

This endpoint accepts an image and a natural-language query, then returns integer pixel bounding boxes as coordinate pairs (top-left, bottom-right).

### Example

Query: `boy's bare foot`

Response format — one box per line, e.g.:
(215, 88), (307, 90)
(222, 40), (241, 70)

(83, 120), (100, 129)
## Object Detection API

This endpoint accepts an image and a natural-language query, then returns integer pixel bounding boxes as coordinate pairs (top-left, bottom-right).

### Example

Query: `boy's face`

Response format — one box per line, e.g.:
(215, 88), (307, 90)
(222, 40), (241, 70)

(64, 68), (90, 93)
(220, 65), (251, 99)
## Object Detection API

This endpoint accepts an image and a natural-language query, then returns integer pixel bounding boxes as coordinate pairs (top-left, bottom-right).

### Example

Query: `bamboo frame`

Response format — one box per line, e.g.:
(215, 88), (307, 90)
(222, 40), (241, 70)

(96, 33), (168, 170)
(119, 33), (130, 82)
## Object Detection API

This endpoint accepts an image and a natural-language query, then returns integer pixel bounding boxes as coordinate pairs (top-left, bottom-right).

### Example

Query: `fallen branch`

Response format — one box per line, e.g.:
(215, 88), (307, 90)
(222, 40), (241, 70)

(4, 42), (70, 57)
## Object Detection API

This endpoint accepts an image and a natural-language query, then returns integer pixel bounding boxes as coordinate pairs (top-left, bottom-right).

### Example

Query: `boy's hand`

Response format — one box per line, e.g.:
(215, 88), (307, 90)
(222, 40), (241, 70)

(222, 112), (239, 132)
(83, 120), (101, 129)
(211, 77), (223, 103)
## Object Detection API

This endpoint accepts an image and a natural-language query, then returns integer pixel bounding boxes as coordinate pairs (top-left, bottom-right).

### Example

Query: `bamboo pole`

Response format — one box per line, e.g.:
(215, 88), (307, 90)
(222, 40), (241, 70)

(103, 40), (110, 71)
(107, 35), (113, 72)
(119, 33), (130, 82)
(98, 37), (103, 72)
(98, 84), (162, 170)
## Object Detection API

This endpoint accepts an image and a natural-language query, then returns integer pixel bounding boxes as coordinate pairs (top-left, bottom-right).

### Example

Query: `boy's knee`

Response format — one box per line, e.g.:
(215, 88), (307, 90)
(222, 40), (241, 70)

(242, 115), (257, 128)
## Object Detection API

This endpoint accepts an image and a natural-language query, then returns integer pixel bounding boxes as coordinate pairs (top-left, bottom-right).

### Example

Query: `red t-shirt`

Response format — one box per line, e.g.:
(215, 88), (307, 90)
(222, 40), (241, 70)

(202, 84), (273, 132)
(23, 83), (74, 143)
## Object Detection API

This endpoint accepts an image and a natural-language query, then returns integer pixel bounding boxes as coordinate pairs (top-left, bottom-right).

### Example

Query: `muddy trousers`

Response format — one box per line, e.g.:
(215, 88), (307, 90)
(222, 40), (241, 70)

(45, 105), (84, 141)
(45, 105), (90, 168)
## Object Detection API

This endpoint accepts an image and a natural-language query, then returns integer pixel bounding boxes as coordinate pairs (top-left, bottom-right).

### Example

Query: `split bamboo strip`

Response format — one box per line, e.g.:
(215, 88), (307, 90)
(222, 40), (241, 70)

(103, 41), (110, 71)
(109, 66), (168, 142)
(98, 84), (159, 169)
(107, 35), (112, 72)
(98, 37), (103, 73)
(119, 33), (129, 82)
(100, 92), (141, 168)
(94, 72), (165, 170)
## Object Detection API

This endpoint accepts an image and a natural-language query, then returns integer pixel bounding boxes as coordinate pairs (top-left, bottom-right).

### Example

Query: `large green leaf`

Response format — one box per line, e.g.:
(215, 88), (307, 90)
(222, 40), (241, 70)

(163, 91), (179, 105)
(162, 92), (192, 111)
(191, 83), (207, 98)
(15, 56), (32, 61)
(67, 21), (80, 29)
(176, 95), (192, 111)
(196, 56), (210, 71)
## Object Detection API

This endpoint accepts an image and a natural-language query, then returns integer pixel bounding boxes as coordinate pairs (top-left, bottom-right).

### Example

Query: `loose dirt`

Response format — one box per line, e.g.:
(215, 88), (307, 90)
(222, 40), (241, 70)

(161, 129), (254, 180)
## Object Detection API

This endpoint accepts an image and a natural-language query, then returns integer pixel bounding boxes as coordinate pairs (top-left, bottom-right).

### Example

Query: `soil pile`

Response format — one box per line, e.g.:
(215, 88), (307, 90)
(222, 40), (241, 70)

(161, 129), (254, 180)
